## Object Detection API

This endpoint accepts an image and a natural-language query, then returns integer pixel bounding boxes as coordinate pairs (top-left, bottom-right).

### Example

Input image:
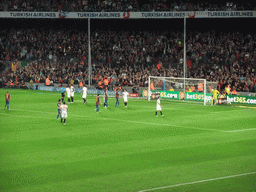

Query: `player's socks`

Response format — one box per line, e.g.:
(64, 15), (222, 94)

(71, 97), (74, 103)
(68, 98), (70, 103)
(155, 112), (157, 116)
(56, 115), (59, 120)
(160, 111), (164, 116)
(64, 119), (66, 123)
(61, 118), (63, 123)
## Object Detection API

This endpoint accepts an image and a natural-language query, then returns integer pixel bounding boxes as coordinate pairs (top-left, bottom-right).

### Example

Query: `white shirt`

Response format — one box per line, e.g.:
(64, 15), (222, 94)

(157, 99), (161, 108)
(156, 99), (162, 110)
(123, 91), (129, 100)
(66, 88), (70, 94)
(70, 86), (74, 93)
(82, 87), (87, 95)
(61, 104), (68, 113)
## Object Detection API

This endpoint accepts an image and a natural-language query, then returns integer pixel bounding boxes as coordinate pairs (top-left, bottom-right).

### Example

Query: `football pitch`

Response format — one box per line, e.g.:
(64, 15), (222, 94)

(0, 88), (256, 192)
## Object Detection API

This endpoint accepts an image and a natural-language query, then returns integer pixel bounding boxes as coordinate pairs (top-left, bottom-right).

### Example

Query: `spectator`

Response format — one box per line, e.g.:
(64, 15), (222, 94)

(2, 26), (256, 94)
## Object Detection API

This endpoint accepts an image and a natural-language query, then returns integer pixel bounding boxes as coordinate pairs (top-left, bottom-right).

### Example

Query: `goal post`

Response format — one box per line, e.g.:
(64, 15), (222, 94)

(148, 76), (217, 105)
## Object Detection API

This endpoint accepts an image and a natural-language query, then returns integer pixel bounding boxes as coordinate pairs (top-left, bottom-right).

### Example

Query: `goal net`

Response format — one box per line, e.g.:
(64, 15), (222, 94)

(148, 76), (217, 105)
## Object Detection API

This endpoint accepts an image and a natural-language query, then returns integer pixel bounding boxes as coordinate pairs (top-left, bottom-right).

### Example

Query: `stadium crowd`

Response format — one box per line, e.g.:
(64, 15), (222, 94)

(0, 0), (255, 12)
(1, 27), (256, 93)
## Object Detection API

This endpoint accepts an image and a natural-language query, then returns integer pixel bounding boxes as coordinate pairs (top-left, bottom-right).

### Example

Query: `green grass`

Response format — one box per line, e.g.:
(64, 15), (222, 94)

(0, 88), (256, 192)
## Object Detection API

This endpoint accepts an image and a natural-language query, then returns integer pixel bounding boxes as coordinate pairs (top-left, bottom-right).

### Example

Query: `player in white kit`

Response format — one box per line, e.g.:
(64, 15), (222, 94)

(61, 101), (68, 124)
(70, 84), (75, 103)
(82, 85), (88, 104)
(65, 85), (71, 103)
(156, 97), (164, 117)
(122, 89), (129, 108)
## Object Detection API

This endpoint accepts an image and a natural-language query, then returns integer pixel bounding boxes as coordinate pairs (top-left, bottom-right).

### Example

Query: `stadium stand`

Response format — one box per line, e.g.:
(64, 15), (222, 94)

(1, 1), (256, 93)
(1, 26), (256, 93)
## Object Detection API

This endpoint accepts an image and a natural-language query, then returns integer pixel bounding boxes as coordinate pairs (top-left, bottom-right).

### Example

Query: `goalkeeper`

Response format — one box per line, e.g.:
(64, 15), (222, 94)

(211, 88), (219, 105)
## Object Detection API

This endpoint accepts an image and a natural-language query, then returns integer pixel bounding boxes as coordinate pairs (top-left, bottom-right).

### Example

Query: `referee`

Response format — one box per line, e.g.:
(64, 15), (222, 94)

(60, 84), (66, 102)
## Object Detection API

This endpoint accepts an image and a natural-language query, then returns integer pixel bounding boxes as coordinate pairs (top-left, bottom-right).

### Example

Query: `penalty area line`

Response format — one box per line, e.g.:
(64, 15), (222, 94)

(6, 108), (223, 132)
(137, 171), (256, 192)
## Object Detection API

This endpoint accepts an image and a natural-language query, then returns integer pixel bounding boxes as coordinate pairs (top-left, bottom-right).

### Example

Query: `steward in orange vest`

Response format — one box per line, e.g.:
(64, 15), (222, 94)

(104, 78), (109, 88)
(198, 83), (203, 92)
(46, 78), (50, 86)
(150, 82), (155, 90)
(79, 81), (83, 87)
(232, 87), (237, 95)
(118, 84), (123, 91)
(98, 81), (103, 89)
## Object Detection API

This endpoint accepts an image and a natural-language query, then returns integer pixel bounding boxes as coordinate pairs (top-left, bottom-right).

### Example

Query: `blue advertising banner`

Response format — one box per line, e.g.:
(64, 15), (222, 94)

(33, 85), (119, 96)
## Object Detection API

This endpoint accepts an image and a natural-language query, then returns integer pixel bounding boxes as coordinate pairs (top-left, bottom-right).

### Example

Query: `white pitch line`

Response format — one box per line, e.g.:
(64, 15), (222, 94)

(98, 117), (225, 132)
(3, 108), (251, 133)
(225, 128), (256, 133)
(8, 107), (254, 133)
(2, 108), (222, 132)
(138, 171), (256, 192)
(0, 112), (52, 119)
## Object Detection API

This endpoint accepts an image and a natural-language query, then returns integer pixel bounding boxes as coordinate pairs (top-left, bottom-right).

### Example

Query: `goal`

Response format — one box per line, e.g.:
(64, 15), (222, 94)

(148, 76), (217, 105)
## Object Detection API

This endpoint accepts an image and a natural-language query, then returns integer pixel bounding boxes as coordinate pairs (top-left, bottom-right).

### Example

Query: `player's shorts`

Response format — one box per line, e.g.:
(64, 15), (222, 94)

(58, 108), (61, 114)
(5, 101), (9, 105)
(61, 93), (65, 97)
(156, 106), (162, 111)
(67, 94), (71, 98)
(82, 94), (87, 99)
(71, 92), (74, 97)
(124, 98), (128, 102)
(212, 96), (217, 100)
(61, 112), (68, 118)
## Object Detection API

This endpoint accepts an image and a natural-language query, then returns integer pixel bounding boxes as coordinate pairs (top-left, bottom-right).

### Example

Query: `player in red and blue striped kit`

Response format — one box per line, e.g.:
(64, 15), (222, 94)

(56, 99), (62, 120)
(104, 89), (109, 108)
(96, 94), (101, 113)
(115, 90), (119, 107)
